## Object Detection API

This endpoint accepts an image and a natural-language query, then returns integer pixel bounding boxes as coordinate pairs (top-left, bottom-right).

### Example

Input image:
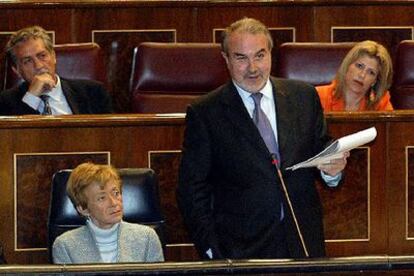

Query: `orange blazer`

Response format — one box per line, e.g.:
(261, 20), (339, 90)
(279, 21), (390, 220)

(315, 81), (393, 111)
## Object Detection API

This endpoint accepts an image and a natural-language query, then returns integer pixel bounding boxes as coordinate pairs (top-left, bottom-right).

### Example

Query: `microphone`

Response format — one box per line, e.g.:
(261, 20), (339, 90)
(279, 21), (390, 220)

(271, 154), (310, 257)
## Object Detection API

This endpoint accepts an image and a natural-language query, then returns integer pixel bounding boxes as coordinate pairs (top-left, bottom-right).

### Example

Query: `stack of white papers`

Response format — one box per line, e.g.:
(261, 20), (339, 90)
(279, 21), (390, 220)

(286, 127), (377, 171)
(155, 113), (186, 117)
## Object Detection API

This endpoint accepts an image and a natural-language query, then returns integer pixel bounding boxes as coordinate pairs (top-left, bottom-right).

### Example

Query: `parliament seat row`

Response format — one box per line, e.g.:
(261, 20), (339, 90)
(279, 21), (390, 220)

(4, 40), (414, 112)
(276, 41), (414, 110)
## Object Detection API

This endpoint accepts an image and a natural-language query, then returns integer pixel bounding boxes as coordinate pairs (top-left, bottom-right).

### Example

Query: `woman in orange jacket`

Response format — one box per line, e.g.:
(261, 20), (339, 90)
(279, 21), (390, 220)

(316, 40), (393, 111)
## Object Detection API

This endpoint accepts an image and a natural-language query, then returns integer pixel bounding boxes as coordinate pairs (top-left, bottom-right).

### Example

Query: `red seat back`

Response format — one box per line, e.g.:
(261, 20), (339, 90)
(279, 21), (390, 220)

(275, 42), (355, 86)
(391, 40), (414, 109)
(129, 42), (229, 113)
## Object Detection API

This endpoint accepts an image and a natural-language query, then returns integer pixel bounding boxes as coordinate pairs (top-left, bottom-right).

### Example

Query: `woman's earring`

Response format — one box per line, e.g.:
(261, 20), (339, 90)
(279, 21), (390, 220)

(369, 88), (375, 102)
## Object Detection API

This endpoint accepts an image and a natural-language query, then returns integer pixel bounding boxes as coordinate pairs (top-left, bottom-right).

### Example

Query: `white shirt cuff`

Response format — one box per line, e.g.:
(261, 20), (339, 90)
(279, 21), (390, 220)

(320, 171), (342, 187)
(22, 92), (42, 111)
(206, 248), (213, 259)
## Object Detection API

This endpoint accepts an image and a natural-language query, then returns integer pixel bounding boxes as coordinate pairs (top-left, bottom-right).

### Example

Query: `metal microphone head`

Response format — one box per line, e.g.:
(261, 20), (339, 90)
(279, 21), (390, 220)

(271, 153), (280, 169)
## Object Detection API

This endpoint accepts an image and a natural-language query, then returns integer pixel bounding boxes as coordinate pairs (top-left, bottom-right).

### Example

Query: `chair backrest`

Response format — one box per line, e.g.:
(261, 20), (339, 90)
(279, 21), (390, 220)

(4, 42), (106, 90)
(47, 167), (165, 262)
(391, 40), (414, 109)
(275, 42), (355, 86)
(129, 42), (229, 113)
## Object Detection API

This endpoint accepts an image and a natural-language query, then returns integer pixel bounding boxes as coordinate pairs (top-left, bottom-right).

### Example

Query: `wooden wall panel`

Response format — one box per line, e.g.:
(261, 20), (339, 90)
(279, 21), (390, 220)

(148, 151), (199, 261)
(407, 147), (414, 238)
(318, 148), (369, 241)
(86, 7), (196, 42)
(149, 151), (187, 245)
(313, 5), (414, 42)
(332, 27), (413, 58)
(196, 4), (312, 42)
(388, 121), (414, 255)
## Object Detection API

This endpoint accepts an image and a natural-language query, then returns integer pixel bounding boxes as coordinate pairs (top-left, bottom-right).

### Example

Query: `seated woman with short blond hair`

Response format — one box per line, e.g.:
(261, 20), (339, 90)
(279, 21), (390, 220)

(52, 163), (164, 264)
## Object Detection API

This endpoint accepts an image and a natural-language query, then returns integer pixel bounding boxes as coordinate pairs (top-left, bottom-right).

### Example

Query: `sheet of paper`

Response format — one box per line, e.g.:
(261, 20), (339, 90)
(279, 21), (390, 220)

(155, 113), (186, 118)
(286, 127), (377, 171)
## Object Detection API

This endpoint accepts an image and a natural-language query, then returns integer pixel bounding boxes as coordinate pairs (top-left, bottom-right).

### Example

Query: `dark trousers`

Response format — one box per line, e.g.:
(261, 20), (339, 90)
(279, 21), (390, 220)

(260, 219), (290, 259)
(0, 244), (6, 264)
(221, 218), (291, 259)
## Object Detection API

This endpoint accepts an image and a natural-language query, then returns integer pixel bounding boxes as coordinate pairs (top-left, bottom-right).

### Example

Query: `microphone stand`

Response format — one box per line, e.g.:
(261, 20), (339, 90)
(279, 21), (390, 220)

(271, 154), (310, 257)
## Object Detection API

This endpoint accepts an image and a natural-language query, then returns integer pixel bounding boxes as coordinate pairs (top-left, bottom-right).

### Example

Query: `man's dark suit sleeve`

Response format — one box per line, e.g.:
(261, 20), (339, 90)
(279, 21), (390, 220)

(177, 105), (223, 259)
(0, 93), (8, 115)
(92, 83), (113, 113)
(0, 243), (6, 264)
(312, 85), (332, 158)
(61, 79), (113, 114)
(0, 83), (39, 115)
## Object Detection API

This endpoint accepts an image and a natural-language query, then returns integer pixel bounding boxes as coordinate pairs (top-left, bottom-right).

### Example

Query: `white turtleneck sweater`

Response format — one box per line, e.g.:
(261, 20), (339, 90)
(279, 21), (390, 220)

(87, 219), (120, 263)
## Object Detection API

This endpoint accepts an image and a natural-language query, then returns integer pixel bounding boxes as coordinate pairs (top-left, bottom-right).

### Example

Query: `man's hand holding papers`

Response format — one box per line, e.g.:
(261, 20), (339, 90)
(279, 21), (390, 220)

(286, 127), (377, 174)
(317, 151), (350, 176)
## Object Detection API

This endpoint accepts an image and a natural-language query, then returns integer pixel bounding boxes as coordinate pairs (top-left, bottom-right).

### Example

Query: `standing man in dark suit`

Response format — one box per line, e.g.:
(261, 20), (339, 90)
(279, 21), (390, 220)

(0, 25), (112, 115)
(177, 17), (349, 260)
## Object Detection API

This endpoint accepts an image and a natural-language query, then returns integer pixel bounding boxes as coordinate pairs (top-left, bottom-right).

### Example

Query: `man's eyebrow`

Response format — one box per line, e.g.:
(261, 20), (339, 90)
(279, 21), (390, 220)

(232, 49), (267, 57)
(233, 52), (246, 57)
(255, 48), (266, 55)
(18, 56), (32, 64)
(19, 50), (47, 61)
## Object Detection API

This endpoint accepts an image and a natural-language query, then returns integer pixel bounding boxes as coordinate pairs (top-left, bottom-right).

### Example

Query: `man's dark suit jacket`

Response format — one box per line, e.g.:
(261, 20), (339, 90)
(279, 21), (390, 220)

(0, 78), (113, 115)
(177, 77), (333, 260)
(0, 243), (5, 264)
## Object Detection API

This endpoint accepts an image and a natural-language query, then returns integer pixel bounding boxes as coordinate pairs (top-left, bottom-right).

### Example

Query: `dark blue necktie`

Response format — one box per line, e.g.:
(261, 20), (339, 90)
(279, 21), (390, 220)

(251, 93), (280, 158)
(40, 94), (52, 115)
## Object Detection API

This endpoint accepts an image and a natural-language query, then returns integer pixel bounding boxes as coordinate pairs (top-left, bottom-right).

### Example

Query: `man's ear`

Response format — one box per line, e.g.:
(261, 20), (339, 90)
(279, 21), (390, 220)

(221, 51), (230, 65)
(76, 205), (89, 217)
(51, 50), (57, 65)
(11, 66), (22, 78)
